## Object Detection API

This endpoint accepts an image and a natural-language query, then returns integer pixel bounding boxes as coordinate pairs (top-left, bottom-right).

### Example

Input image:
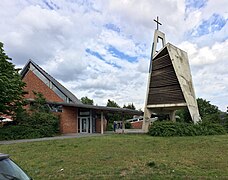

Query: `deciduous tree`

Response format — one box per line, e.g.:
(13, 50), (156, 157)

(0, 42), (26, 117)
(123, 103), (136, 110)
(107, 99), (120, 108)
(176, 98), (220, 123)
(106, 99), (120, 123)
(123, 103), (136, 120)
(81, 96), (94, 105)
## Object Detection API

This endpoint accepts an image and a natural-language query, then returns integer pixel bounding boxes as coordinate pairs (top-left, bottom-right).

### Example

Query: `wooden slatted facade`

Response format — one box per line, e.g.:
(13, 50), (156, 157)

(147, 48), (186, 105)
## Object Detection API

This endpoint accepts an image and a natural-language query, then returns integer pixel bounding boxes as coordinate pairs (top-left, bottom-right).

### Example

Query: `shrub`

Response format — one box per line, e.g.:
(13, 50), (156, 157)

(0, 91), (60, 140)
(202, 113), (221, 124)
(28, 112), (59, 134)
(220, 114), (228, 133)
(224, 120), (228, 133)
(107, 123), (113, 131)
(0, 112), (59, 140)
(0, 125), (42, 140)
(148, 121), (226, 137)
(125, 122), (132, 129)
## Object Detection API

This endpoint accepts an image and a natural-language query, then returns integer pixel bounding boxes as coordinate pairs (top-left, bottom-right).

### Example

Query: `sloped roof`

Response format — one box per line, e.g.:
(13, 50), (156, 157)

(20, 60), (82, 104)
(21, 60), (142, 115)
(48, 101), (142, 115)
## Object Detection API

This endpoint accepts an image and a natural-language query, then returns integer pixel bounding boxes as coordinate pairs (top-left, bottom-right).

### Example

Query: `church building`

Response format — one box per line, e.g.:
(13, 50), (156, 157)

(21, 60), (141, 134)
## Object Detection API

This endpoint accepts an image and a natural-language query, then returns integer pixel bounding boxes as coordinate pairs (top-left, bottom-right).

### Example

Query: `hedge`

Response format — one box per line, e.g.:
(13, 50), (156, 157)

(0, 112), (59, 140)
(148, 121), (226, 137)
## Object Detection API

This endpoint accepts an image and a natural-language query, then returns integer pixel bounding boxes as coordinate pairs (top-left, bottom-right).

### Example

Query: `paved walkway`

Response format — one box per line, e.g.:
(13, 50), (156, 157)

(0, 133), (105, 145)
(0, 129), (145, 145)
(115, 129), (145, 134)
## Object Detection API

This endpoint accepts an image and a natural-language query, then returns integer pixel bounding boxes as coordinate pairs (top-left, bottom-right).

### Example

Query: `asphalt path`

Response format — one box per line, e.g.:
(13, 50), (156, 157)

(0, 133), (105, 145)
(0, 129), (144, 145)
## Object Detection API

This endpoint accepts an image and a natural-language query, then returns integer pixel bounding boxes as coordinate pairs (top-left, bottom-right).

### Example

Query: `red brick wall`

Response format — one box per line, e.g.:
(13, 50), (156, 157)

(131, 121), (143, 129)
(23, 70), (64, 102)
(60, 106), (78, 134)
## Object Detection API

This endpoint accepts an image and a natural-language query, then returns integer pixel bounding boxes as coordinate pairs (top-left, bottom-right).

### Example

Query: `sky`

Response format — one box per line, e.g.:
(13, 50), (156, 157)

(0, 0), (227, 111)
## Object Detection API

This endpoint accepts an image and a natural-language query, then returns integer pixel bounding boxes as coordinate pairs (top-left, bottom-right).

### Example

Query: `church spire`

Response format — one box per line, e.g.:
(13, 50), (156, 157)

(149, 16), (166, 72)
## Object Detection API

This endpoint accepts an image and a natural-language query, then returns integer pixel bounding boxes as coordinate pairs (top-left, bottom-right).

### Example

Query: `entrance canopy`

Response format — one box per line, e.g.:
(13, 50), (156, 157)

(49, 101), (142, 115)
(49, 101), (142, 134)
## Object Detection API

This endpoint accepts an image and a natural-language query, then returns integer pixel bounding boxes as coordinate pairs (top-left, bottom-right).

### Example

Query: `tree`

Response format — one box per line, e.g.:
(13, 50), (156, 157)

(29, 91), (50, 113)
(197, 98), (219, 118)
(123, 103), (136, 120)
(4, 91), (60, 139)
(0, 42), (26, 117)
(176, 98), (220, 123)
(107, 99), (120, 108)
(106, 99), (120, 123)
(123, 103), (136, 110)
(176, 107), (192, 123)
(81, 96), (94, 105)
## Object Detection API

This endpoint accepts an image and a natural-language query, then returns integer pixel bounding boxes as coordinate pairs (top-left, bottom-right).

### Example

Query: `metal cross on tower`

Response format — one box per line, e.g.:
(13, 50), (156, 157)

(154, 16), (162, 30)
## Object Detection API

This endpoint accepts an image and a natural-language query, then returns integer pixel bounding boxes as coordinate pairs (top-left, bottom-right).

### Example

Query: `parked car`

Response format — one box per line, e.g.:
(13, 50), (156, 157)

(0, 153), (32, 180)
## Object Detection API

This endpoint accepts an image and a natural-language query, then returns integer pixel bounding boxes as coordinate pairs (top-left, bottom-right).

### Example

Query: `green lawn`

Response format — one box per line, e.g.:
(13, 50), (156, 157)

(1, 134), (228, 179)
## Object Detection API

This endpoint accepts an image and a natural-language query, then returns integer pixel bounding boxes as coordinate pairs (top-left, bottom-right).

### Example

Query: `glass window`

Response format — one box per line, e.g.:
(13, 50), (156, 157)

(49, 104), (63, 112)
(30, 64), (69, 102)
(30, 64), (49, 85)
(49, 81), (53, 89)
(52, 86), (67, 100)
(0, 158), (31, 180)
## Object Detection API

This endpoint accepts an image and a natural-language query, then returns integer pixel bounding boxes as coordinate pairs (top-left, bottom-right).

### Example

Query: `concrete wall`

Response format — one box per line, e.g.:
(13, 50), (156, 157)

(167, 43), (201, 123)
(143, 42), (201, 131)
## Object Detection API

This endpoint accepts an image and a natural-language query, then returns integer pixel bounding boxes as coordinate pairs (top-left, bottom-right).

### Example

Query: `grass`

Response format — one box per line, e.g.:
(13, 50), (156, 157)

(1, 134), (228, 179)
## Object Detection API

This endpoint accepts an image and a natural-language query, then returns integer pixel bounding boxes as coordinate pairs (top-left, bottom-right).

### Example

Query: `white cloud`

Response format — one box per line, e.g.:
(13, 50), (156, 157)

(179, 39), (228, 111)
(0, 0), (227, 111)
(180, 40), (228, 66)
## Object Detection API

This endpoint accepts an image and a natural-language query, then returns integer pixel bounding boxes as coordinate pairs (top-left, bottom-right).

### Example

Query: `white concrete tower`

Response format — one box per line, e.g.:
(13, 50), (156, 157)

(142, 17), (201, 132)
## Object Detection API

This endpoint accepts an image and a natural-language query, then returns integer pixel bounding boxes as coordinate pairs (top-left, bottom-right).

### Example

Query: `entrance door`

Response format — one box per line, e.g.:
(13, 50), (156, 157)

(80, 117), (89, 133)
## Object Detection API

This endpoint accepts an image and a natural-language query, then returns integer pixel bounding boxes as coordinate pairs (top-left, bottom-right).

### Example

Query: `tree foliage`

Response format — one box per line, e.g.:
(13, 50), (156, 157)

(81, 96), (94, 105)
(123, 103), (136, 120)
(1, 92), (60, 140)
(197, 98), (219, 118)
(106, 99), (121, 123)
(107, 99), (120, 108)
(176, 98), (220, 123)
(29, 91), (50, 113)
(0, 42), (26, 117)
(106, 100), (137, 123)
(148, 121), (226, 137)
(176, 107), (192, 123)
(123, 103), (136, 110)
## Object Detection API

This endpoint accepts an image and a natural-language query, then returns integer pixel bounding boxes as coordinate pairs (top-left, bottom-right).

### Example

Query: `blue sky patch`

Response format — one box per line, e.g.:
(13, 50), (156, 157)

(107, 45), (137, 62)
(75, 0), (101, 13)
(86, 48), (105, 60)
(43, 0), (60, 10)
(105, 23), (120, 33)
(191, 13), (226, 37)
(86, 48), (121, 68)
(185, 0), (207, 12)
(109, 63), (121, 69)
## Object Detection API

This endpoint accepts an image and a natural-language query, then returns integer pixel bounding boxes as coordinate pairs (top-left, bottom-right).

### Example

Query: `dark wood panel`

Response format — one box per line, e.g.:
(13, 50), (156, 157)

(150, 68), (178, 87)
(147, 48), (185, 105)
(148, 85), (185, 105)
(152, 54), (171, 70)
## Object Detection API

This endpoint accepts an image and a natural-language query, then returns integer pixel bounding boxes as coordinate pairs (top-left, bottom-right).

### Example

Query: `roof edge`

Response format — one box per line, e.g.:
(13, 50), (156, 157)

(20, 60), (82, 104)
